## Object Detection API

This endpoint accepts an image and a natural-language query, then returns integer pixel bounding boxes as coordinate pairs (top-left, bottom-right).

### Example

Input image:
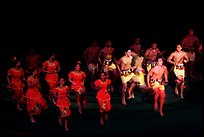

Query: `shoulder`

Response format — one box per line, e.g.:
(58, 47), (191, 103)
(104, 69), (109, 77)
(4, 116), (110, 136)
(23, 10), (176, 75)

(171, 51), (177, 55)
(43, 61), (48, 65)
(181, 51), (186, 55)
(81, 71), (86, 75)
(163, 65), (168, 70)
(68, 71), (74, 76)
(94, 79), (100, 85)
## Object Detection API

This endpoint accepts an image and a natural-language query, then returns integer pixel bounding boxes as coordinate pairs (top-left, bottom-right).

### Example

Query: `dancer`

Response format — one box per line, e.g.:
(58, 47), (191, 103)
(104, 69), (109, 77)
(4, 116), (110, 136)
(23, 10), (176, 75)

(25, 69), (47, 123)
(167, 44), (189, 99)
(7, 57), (25, 111)
(68, 61), (86, 114)
(94, 71), (111, 125)
(53, 78), (71, 131)
(147, 58), (168, 117)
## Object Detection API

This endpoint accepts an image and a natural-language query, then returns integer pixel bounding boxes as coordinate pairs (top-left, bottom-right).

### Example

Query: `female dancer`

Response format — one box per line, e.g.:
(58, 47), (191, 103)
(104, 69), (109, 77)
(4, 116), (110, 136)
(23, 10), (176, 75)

(94, 71), (111, 125)
(53, 77), (71, 131)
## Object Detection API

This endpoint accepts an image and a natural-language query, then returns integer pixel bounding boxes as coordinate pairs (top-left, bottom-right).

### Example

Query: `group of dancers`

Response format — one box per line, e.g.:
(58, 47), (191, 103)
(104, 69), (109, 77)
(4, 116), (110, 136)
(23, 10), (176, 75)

(5, 28), (202, 131)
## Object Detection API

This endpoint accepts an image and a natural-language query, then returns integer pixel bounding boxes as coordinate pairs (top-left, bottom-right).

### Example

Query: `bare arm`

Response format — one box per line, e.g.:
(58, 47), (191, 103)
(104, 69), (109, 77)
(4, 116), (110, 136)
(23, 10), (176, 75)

(68, 75), (73, 84)
(183, 52), (189, 63)
(132, 59), (139, 70)
(144, 49), (150, 59)
(97, 50), (103, 66)
(56, 64), (61, 73)
(157, 48), (161, 54)
(116, 58), (122, 73)
(147, 68), (154, 87)
(167, 53), (175, 65)
(42, 62), (48, 73)
(164, 66), (168, 82)
(7, 74), (11, 85)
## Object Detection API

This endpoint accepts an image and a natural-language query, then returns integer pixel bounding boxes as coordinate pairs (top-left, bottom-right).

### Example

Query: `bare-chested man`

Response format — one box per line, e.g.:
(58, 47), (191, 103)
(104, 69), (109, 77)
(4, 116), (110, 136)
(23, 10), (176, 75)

(98, 40), (118, 92)
(144, 42), (162, 72)
(147, 58), (168, 117)
(83, 40), (100, 85)
(116, 49), (138, 105)
(167, 44), (189, 99)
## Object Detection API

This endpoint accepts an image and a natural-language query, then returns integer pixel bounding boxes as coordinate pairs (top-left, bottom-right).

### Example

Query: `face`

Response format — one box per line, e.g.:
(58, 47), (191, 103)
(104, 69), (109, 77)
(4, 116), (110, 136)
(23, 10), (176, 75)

(157, 58), (163, 65)
(16, 61), (21, 67)
(189, 29), (194, 35)
(152, 43), (157, 49)
(176, 44), (182, 51)
(32, 70), (38, 76)
(100, 72), (106, 80)
(50, 54), (56, 61)
(75, 64), (81, 71)
(106, 40), (112, 47)
(135, 38), (140, 43)
(59, 78), (65, 85)
(126, 50), (132, 57)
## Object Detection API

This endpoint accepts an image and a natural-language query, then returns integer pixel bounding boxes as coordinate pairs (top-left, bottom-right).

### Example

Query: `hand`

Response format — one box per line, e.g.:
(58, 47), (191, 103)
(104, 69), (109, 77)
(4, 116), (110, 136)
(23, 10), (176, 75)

(184, 60), (188, 63)
(147, 84), (151, 88)
(119, 70), (122, 75)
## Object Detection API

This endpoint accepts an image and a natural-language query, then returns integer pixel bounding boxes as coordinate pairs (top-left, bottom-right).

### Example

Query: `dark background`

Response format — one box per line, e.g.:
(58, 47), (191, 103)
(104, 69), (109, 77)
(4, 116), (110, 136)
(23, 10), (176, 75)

(1, 3), (203, 76)
(0, 3), (203, 136)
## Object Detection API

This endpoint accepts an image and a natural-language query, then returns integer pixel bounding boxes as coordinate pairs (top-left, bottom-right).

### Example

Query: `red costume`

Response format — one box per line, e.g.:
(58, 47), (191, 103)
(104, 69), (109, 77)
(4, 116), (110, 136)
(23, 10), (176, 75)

(7, 68), (25, 100)
(68, 71), (87, 107)
(94, 79), (111, 112)
(25, 76), (47, 115)
(43, 60), (59, 93)
(68, 71), (86, 94)
(53, 86), (71, 117)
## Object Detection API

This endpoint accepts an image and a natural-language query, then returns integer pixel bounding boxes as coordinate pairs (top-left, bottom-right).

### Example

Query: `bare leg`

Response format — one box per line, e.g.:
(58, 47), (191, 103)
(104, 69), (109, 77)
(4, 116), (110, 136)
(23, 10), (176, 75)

(127, 82), (136, 99)
(104, 112), (108, 121)
(64, 119), (69, 131)
(122, 84), (127, 105)
(15, 90), (23, 111)
(110, 70), (119, 93)
(100, 112), (104, 125)
(17, 101), (23, 111)
(59, 117), (62, 125)
(159, 90), (166, 117)
(180, 85), (184, 99)
(175, 82), (179, 95)
(82, 95), (87, 108)
(30, 114), (36, 123)
(77, 96), (82, 114)
(154, 89), (159, 112)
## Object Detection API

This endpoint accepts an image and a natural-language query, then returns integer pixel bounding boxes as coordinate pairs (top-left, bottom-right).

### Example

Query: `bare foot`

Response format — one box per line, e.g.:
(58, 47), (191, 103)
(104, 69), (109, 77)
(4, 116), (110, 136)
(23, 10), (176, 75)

(175, 89), (179, 95)
(17, 105), (23, 111)
(105, 114), (108, 121)
(122, 101), (127, 105)
(181, 95), (184, 99)
(59, 118), (62, 126)
(131, 94), (135, 98)
(79, 108), (82, 115)
(65, 125), (69, 131)
(154, 106), (159, 112)
(31, 118), (36, 123)
(160, 112), (164, 117)
(100, 119), (104, 125)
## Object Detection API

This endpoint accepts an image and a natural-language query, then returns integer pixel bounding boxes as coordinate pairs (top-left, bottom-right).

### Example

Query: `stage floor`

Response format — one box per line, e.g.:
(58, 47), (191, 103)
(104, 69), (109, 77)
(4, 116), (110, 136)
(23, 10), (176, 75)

(0, 77), (202, 136)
